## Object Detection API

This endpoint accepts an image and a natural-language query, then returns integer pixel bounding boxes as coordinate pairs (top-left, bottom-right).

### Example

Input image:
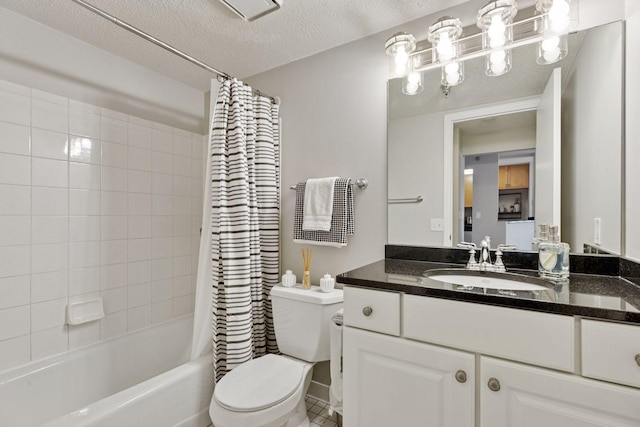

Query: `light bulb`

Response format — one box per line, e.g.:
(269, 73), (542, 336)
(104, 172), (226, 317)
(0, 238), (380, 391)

(541, 36), (560, 51)
(394, 48), (409, 75)
(445, 62), (459, 74)
(491, 60), (507, 75)
(488, 14), (506, 39)
(407, 72), (421, 84)
(405, 82), (419, 94)
(490, 50), (506, 65)
(436, 33), (454, 62)
(548, 0), (570, 33)
(543, 47), (561, 62)
(446, 71), (460, 85)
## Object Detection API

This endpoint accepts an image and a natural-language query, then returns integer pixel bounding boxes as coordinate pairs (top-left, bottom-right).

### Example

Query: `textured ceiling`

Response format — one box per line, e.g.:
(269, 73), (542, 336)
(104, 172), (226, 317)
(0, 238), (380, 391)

(0, 0), (472, 91)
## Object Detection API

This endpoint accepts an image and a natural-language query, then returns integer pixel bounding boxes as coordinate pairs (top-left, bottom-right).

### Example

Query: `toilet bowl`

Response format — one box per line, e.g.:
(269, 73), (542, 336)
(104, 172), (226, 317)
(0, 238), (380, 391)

(209, 354), (313, 427)
(208, 285), (343, 427)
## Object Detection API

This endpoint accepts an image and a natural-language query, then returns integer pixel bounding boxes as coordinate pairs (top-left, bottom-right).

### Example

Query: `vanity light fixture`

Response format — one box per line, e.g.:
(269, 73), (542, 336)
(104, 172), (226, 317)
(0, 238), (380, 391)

(477, 0), (518, 76)
(384, 0), (579, 95)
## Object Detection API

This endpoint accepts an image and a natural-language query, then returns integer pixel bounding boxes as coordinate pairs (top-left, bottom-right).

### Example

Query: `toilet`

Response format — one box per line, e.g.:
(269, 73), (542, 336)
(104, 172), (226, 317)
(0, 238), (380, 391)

(209, 284), (344, 427)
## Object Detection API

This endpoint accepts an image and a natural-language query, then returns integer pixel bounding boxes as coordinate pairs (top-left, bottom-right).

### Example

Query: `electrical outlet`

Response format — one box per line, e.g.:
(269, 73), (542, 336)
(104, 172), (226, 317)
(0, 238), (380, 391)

(476, 212), (482, 219)
(594, 218), (601, 245)
(431, 218), (444, 231)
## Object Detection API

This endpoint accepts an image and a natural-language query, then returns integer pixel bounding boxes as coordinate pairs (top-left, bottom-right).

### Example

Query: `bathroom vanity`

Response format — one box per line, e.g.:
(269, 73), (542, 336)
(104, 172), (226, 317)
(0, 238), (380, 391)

(338, 248), (640, 426)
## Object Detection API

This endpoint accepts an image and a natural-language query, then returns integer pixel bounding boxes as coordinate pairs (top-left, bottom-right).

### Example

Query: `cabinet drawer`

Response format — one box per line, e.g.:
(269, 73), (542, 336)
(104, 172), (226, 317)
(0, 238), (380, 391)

(582, 319), (640, 388)
(343, 287), (400, 336)
(404, 296), (575, 372)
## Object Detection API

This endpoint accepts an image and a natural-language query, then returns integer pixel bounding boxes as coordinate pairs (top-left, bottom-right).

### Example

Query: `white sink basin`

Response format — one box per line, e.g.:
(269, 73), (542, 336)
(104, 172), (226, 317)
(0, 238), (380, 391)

(424, 271), (549, 291)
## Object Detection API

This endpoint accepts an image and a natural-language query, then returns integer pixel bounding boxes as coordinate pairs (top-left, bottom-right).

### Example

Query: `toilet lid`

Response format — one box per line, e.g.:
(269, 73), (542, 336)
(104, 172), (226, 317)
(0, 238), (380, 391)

(214, 354), (306, 412)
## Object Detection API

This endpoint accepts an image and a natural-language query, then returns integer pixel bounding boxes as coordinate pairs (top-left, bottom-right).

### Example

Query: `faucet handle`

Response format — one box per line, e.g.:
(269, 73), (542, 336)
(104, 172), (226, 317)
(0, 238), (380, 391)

(457, 242), (476, 249)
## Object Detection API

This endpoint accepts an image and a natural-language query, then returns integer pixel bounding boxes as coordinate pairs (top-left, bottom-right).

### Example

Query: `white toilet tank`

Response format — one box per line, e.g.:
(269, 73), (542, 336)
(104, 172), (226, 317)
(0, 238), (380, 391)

(270, 285), (343, 362)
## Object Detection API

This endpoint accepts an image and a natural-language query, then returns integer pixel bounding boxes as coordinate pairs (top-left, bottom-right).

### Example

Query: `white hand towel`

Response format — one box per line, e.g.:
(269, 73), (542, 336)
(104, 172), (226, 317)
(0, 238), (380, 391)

(302, 177), (338, 231)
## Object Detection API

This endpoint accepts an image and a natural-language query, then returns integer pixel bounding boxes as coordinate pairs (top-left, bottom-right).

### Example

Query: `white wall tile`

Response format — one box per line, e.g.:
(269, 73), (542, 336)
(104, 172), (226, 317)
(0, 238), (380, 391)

(0, 216), (30, 246)
(151, 300), (173, 323)
(100, 108), (128, 122)
(69, 162), (101, 190)
(31, 270), (68, 303)
(101, 216), (127, 240)
(31, 243), (68, 274)
(69, 189), (100, 216)
(0, 305), (30, 340)
(31, 216), (68, 244)
(101, 117), (128, 144)
(100, 263), (127, 290)
(0, 184), (30, 215)
(101, 166), (128, 192)
(173, 155), (191, 177)
(0, 275), (30, 310)
(128, 146), (152, 172)
(173, 256), (192, 277)
(152, 279), (173, 302)
(128, 194), (152, 216)
(191, 196), (203, 216)
(191, 177), (203, 197)
(32, 187), (68, 216)
(32, 158), (67, 188)
(69, 100), (99, 114)
(31, 297), (67, 332)
(69, 216), (101, 242)
(172, 175), (191, 196)
(173, 275), (191, 297)
(152, 151), (172, 174)
(152, 216), (173, 237)
(0, 90), (30, 126)
(152, 195), (173, 216)
(100, 311), (128, 340)
(173, 196), (191, 216)
(191, 157), (204, 178)
(173, 236), (191, 257)
(31, 128), (68, 160)
(152, 173), (173, 195)
(69, 108), (100, 139)
(31, 89), (66, 105)
(69, 241), (101, 269)
(0, 80), (29, 96)
(173, 294), (194, 317)
(127, 282), (150, 308)
(152, 129), (173, 153)
(69, 136), (101, 164)
(101, 142), (128, 168)
(31, 98), (67, 133)
(128, 305), (151, 332)
(69, 321), (100, 350)
(172, 133), (192, 156)
(129, 116), (152, 128)
(101, 240), (127, 265)
(128, 216), (152, 239)
(128, 170), (151, 194)
(69, 267), (101, 296)
(128, 123), (152, 149)
(172, 216), (191, 237)
(0, 245), (30, 278)
(128, 238), (151, 262)
(152, 258), (173, 281)
(0, 335), (30, 371)
(128, 260), (151, 285)
(101, 191), (127, 216)
(192, 138), (205, 159)
(0, 153), (30, 185)
(0, 122), (30, 155)
(101, 287), (127, 314)
(152, 237), (173, 259)
(152, 122), (173, 133)
(31, 326), (68, 361)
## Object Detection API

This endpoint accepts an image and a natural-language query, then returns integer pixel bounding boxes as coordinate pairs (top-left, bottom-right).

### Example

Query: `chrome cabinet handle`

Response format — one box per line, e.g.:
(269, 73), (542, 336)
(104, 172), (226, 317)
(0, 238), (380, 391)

(488, 377), (501, 392)
(362, 306), (373, 316)
(455, 370), (467, 383)
(635, 353), (640, 367)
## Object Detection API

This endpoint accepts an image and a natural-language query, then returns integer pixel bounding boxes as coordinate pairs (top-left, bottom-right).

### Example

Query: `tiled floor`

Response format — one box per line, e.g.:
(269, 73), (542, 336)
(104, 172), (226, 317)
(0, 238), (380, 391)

(306, 396), (339, 427)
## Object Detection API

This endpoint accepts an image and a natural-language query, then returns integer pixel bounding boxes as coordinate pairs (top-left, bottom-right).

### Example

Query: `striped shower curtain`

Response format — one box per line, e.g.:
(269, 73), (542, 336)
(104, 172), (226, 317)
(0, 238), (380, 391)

(209, 78), (280, 381)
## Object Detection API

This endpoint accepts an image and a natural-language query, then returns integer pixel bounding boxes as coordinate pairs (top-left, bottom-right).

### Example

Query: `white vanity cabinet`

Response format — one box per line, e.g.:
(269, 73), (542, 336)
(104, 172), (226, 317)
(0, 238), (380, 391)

(342, 286), (640, 427)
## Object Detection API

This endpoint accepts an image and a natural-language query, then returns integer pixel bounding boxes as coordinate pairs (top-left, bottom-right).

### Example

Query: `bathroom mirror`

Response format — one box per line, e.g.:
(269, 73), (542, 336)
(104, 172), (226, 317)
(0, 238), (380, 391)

(387, 20), (623, 254)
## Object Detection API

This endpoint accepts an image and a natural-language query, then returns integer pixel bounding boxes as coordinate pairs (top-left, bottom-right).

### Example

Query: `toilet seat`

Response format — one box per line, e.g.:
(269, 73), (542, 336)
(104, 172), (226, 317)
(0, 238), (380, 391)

(214, 354), (306, 412)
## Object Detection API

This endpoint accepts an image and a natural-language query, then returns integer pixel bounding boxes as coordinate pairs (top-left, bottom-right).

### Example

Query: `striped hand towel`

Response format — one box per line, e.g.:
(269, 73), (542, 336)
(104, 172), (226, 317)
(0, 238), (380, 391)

(294, 178), (354, 247)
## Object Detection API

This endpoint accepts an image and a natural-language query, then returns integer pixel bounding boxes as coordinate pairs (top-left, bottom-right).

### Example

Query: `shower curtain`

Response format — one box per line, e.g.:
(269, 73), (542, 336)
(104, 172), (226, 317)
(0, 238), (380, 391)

(191, 78), (280, 382)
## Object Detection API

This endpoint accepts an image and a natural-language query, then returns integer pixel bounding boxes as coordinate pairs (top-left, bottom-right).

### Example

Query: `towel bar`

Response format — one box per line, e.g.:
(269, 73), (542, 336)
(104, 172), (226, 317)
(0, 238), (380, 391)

(289, 177), (368, 190)
(388, 195), (423, 204)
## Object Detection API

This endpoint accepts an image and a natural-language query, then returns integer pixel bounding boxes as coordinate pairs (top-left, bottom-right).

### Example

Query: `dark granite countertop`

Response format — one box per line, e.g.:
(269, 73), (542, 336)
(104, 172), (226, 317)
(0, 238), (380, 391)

(337, 259), (640, 325)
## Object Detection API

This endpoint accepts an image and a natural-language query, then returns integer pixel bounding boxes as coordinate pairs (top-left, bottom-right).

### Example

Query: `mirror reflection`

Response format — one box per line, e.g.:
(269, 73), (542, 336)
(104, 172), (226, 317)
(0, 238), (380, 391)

(388, 21), (623, 254)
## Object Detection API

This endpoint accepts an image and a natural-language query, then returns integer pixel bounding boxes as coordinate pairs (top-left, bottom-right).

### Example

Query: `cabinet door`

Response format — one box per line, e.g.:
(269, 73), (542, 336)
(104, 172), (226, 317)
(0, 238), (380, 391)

(343, 327), (474, 427)
(509, 164), (529, 189)
(498, 166), (509, 189)
(481, 356), (640, 427)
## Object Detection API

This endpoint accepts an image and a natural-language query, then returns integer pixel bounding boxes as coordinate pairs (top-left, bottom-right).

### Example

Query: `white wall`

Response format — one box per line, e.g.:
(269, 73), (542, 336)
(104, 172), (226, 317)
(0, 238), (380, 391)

(626, 0), (640, 261)
(248, 35), (388, 283)
(562, 22), (623, 254)
(0, 7), (205, 133)
(460, 127), (536, 155)
(466, 154), (505, 245)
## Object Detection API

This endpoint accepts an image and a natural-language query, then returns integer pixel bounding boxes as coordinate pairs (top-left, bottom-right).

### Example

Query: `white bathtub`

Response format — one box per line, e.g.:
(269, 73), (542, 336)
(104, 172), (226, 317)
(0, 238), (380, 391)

(0, 315), (214, 427)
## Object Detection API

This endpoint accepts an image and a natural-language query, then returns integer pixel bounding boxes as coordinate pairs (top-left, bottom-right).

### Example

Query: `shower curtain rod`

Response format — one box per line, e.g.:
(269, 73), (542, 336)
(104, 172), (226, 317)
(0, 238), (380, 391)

(70, 0), (278, 104)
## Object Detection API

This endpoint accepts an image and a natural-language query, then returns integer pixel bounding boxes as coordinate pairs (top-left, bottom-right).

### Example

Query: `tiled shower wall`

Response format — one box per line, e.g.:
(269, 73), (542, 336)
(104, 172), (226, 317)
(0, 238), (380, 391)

(0, 78), (205, 372)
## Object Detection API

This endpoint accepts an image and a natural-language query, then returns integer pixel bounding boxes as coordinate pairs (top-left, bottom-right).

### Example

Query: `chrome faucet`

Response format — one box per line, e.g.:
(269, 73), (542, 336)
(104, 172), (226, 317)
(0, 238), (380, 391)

(459, 237), (516, 272)
(479, 236), (492, 270)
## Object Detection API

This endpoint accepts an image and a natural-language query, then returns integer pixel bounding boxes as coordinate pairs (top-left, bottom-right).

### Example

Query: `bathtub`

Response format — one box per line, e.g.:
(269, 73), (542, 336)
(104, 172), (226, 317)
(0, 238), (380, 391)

(0, 315), (214, 427)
